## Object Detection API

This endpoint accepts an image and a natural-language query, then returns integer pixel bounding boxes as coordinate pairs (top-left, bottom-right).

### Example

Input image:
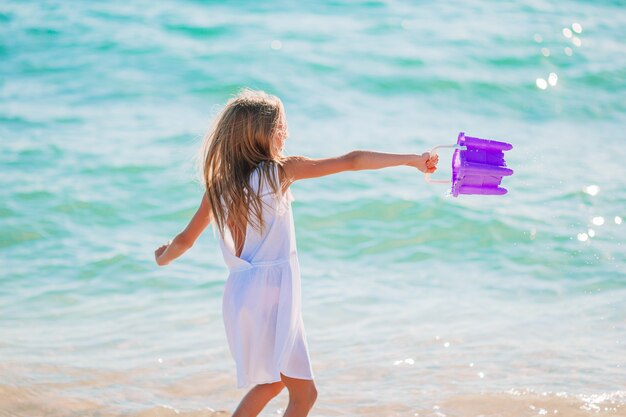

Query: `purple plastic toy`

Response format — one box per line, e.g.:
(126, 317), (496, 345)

(425, 132), (513, 197)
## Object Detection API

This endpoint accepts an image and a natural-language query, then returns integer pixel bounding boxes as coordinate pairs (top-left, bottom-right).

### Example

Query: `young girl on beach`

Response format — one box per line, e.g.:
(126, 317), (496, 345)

(154, 89), (438, 417)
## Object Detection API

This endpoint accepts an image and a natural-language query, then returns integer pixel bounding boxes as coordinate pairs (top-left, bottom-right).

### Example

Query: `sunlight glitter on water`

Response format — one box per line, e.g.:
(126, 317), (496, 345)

(536, 78), (548, 90)
(583, 185), (600, 196)
(592, 216), (605, 226)
(548, 73), (558, 86)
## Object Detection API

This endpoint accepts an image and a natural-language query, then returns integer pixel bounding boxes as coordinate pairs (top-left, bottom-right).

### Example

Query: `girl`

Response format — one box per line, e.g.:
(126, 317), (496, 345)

(154, 89), (438, 417)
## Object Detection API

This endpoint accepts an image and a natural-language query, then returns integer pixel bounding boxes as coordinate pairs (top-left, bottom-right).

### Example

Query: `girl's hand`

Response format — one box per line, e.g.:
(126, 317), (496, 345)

(411, 152), (439, 174)
(154, 241), (171, 266)
(424, 152), (439, 173)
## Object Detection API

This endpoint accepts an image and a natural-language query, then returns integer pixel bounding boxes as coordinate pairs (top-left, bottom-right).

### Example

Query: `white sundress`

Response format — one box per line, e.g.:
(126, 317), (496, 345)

(216, 161), (314, 389)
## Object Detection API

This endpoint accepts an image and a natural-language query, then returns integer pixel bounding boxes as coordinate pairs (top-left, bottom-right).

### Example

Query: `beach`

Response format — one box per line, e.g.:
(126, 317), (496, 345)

(1, 1), (625, 416)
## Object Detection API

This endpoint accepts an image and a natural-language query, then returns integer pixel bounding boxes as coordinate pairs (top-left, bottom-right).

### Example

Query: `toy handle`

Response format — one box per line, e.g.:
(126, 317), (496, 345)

(423, 144), (457, 184)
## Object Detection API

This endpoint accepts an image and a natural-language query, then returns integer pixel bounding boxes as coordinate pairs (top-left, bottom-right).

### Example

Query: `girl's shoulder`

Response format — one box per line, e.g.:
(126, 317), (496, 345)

(250, 160), (290, 197)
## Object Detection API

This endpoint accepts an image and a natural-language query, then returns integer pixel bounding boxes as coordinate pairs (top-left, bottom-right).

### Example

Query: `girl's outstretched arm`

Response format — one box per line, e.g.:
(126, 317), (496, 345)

(282, 150), (438, 184)
(155, 192), (212, 266)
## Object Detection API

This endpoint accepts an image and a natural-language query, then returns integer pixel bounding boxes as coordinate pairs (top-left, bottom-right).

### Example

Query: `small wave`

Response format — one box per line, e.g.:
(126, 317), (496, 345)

(437, 389), (626, 417)
(0, 207), (15, 218)
(574, 68), (626, 91)
(351, 75), (511, 97)
(25, 27), (62, 37)
(0, 227), (46, 248)
(389, 56), (425, 68)
(132, 406), (229, 417)
(163, 23), (232, 39)
(485, 54), (539, 68)
(0, 114), (48, 128)
(14, 189), (56, 202)
(297, 197), (527, 257)
(0, 382), (103, 417)
(79, 163), (163, 176)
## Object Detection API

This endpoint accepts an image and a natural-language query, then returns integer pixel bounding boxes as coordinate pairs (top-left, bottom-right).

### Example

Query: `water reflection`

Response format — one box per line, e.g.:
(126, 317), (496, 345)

(583, 185), (600, 196)
(536, 78), (548, 90)
(548, 73), (558, 86)
(592, 216), (605, 226)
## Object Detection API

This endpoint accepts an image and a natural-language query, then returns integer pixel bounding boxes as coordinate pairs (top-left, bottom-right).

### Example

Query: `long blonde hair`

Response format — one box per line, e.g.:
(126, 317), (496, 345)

(200, 89), (287, 248)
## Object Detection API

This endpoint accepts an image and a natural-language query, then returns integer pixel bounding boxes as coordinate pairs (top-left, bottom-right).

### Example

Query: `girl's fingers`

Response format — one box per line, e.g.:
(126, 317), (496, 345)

(154, 243), (169, 258)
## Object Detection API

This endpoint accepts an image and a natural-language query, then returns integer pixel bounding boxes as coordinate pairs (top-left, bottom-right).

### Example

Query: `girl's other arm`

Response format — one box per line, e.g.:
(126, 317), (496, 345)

(282, 150), (438, 184)
(155, 192), (212, 266)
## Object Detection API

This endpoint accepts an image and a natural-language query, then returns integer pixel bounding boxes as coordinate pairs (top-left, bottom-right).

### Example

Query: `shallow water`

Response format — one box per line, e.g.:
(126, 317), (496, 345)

(1, 1), (625, 416)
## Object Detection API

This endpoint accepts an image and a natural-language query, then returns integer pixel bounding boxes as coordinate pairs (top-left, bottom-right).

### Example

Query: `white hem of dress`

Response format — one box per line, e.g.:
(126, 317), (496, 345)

(237, 371), (315, 389)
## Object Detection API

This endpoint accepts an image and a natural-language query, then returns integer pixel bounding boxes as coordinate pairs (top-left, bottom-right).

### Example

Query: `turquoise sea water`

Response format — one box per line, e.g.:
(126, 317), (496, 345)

(1, 1), (625, 416)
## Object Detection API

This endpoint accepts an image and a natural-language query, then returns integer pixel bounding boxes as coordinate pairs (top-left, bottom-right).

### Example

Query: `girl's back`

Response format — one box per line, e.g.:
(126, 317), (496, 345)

(216, 161), (296, 273)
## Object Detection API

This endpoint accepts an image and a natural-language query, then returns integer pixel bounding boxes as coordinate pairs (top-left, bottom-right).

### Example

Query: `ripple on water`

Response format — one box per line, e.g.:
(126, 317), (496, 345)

(0, 227), (47, 248)
(49, 199), (131, 227)
(162, 23), (233, 39)
(0, 11), (12, 23)
(437, 390), (626, 417)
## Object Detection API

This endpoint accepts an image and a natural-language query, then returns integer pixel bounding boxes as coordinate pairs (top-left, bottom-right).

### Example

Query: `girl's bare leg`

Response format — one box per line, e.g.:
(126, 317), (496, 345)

(280, 373), (317, 417)
(232, 381), (285, 417)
